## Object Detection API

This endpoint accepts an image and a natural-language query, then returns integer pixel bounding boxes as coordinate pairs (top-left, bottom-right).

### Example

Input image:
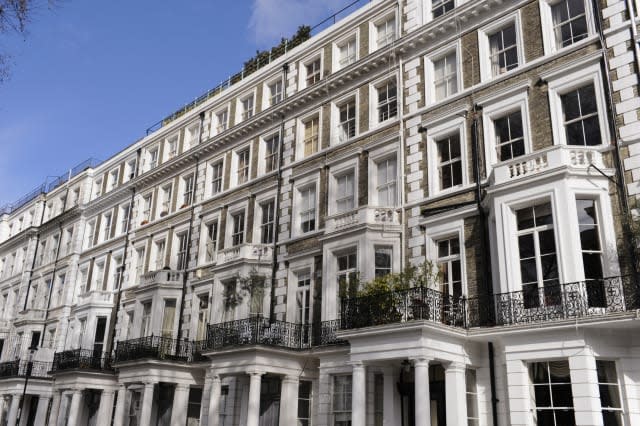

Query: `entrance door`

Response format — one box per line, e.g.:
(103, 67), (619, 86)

(259, 376), (281, 426)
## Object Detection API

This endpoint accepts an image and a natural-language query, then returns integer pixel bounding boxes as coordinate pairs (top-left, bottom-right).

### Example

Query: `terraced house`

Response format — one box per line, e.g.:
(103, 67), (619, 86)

(1, 0), (640, 425)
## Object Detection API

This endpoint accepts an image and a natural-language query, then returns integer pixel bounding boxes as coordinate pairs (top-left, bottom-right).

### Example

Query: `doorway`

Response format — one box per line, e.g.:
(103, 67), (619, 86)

(259, 376), (281, 426)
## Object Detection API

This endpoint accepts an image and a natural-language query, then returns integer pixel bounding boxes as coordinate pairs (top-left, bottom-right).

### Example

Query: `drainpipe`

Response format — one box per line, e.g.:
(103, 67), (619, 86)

(471, 106), (492, 295)
(22, 195), (48, 312)
(488, 342), (499, 426)
(269, 63), (288, 323)
(105, 147), (141, 354)
(176, 111), (205, 344)
(591, 0), (639, 274)
(397, 54), (407, 275)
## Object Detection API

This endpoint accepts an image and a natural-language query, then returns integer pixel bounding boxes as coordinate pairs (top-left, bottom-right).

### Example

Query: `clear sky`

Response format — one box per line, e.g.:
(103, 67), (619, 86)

(0, 0), (353, 206)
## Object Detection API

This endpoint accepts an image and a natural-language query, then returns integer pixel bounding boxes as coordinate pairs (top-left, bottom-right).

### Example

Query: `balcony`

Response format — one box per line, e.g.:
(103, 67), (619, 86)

(325, 206), (400, 234)
(76, 290), (113, 306)
(0, 360), (52, 379)
(52, 349), (113, 373)
(339, 276), (640, 331)
(492, 145), (604, 185)
(114, 336), (194, 364)
(140, 269), (182, 287)
(217, 244), (272, 265)
(15, 308), (46, 322)
(200, 316), (314, 352)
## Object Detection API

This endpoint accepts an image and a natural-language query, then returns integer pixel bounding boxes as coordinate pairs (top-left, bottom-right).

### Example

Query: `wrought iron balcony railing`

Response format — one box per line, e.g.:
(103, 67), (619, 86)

(0, 360), (52, 379)
(52, 349), (113, 373)
(466, 276), (640, 328)
(114, 336), (193, 363)
(200, 316), (314, 352)
(340, 276), (640, 330)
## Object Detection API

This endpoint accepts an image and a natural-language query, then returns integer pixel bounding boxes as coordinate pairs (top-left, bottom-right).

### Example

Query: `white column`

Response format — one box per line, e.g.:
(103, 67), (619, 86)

(619, 357), (640, 426)
(246, 371), (263, 426)
(569, 351), (604, 426)
(170, 384), (190, 426)
(207, 374), (222, 426)
(413, 358), (431, 426)
(67, 389), (83, 426)
(96, 390), (116, 426)
(351, 362), (366, 426)
(505, 359), (532, 426)
(48, 391), (62, 426)
(279, 375), (299, 426)
(34, 396), (51, 426)
(199, 371), (213, 426)
(445, 362), (467, 426)
(6, 394), (20, 426)
(112, 385), (127, 426)
(139, 382), (155, 426)
(382, 366), (399, 425)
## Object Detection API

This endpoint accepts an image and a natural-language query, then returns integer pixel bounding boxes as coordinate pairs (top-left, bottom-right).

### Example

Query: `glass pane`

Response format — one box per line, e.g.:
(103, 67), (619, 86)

(534, 385), (552, 407)
(596, 360), (618, 383)
(548, 361), (571, 382)
(599, 384), (622, 409)
(518, 234), (535, 258)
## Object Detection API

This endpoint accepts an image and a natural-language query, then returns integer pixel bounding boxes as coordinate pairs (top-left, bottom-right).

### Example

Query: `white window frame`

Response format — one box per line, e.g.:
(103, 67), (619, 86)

(331, 92), (359, 145)
(423, 0), (459, 22)
(214, 106), (230, 135)
(139, 192), (153, 224)
(159, 182), (173, 217)
(253, 190), (277, 246)
(231, 144), (252, 187)
(173, 226), (190, 270)
(164, 133), (179, 161)
(123, 158), (137, 182)
(479, 85), (532, 174)
(296, 110), (322, 160)
(369, 74), (399, 128)
(236, 90), (257, 124)
(208, 156), (225, 197)
(333, 31), (359, 72)
(424, 217), (467, 295)
(426, 115), (468, 197)
(328, 158), (359, 216)
(144, 145), (159, 172)
(226, 204), (248, 248)
(259, 130), (281, 175)
(539, 0), (595, 55)
(368, 143), (399, 207)
(184, 122), (200, 150)
(151, 237), (167, 271)
(478, 12), (524, 82)
(200, 212), (221, 265)
(108, 168), (119, 191)
(180, 172), (195, 208)
(544, 60), (609, 147)
(292, 174), (320, 237)
(118, 203), (131, 235)
(369, 11), (397, 53)
(263, 75), (284, 109)
(424, 41), (462, 105)
(298, 52), (323, 90)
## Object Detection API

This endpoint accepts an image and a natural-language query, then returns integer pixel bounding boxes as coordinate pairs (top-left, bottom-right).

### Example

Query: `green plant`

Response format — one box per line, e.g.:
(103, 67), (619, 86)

(223, 268), (268, 314)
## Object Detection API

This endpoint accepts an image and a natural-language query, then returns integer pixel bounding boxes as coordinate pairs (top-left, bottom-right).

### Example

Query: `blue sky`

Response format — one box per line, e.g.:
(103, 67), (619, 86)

(0, 0), (350, 205)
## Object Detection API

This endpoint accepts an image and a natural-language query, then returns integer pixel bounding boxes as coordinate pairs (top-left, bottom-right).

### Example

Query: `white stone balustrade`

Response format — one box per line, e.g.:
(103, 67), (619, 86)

(325, 206), (400, 233)
(493, 145), (604, 185)
(217, 244), (272, 265)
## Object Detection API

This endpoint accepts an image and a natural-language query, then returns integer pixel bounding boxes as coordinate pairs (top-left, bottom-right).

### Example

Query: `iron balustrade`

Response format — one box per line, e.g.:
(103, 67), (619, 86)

(201, 316), (314, 351)
(114, 336), (193, 363)
(339, 276), (640, 330)
(467, 276), (640, 327)
(52, 349), (113, 373)
(0, 360), (51, 379)
(313, 320), (348, 346)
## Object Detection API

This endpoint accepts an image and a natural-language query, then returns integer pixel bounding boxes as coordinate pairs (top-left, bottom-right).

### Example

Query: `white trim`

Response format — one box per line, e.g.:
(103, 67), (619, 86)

(327, 158), (359, 216)
(298, 50), (324, 90)
(480, 86), (532, 175)
(224, 201), (249, 249)
(291, 173), (321, 238)
(477, 11), (525, 82)
(330, 91), (360, 146)
(369, 9), (397, 54)
(423, 217), (468, 295)
(426, 115), (469, 197)
(332, 30), (360, 72)
(369, 73), (399, 129)
(539, 0), (596, 56)
(296, 109), (323, 160)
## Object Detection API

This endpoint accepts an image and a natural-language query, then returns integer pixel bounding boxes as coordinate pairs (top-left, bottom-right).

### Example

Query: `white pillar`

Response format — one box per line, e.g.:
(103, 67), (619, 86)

(6, 394), (20, 426)
(246, 371), (263, 426)
(279, 375), (299, 426)
(199, 371), (213, 426)
(170, 384), (190, 426)
(413, 358), (431, 426)
(619, 357), (640, 426)
(48, 391), (61, 426)
(139, 382), (155, 426)
(569, 351), (604, 426)
(112, 385), (127, 426)
(34, 396), (51, 426)
(67, 389), (83, 426)
(351, 362), (366, 426)
(445, 362), (467, 426)
(382, 366), (399, 425)
(505, 359), (532, 426)
(207, 374), (222, 426)
(96, 390), (116, 426)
